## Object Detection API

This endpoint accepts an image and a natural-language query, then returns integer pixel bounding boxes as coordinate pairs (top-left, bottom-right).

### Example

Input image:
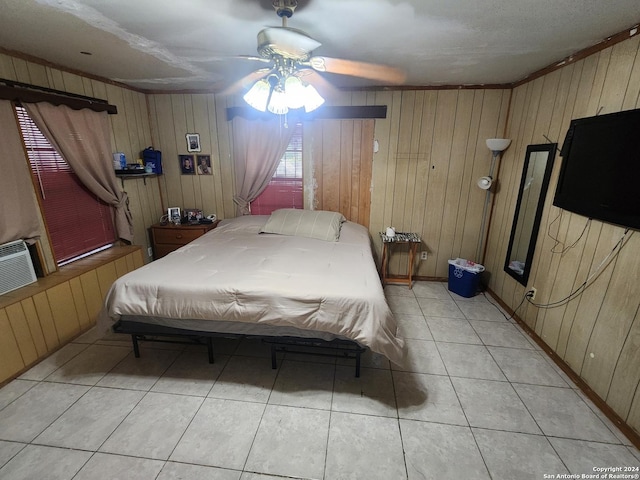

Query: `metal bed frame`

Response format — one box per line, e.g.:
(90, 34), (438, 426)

(112, 320), (366, 377)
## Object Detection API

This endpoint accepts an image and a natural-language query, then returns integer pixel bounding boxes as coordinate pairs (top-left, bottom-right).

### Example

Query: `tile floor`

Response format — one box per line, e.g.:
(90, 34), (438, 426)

(0, 281), (638, 479)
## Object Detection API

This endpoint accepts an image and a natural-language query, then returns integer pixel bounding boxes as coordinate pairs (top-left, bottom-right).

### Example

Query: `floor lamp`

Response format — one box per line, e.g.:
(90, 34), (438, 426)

(475, 138), (511, 264)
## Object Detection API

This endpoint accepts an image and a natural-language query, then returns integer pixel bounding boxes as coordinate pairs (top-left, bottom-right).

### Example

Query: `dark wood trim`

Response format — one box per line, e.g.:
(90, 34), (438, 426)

(0, 79), (117, 114)
(485, 288), (640, 450)
(348, 83), (511, 91)
(512, 23), (640, 88)
(0, 46), (146, 94)
(226, 105), (387, 121)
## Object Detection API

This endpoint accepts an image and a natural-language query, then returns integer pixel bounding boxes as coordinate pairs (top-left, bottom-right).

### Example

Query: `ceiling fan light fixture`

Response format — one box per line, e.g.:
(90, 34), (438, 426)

(243, 79), (270, 112)
(303, 84), (325, 113)
(284, 75), (305, 109)
(267, 88), (289, 115)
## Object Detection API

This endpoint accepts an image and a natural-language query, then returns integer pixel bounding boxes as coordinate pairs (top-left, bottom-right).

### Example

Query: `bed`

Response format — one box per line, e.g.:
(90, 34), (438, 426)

(100, 210), (405, 374)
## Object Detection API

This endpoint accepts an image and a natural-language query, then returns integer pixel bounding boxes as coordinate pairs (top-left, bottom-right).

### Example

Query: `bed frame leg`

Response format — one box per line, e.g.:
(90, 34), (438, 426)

(207, 337), (214, 364)
(131, 335), (140, 358)
(355, 350), (361, 378)
(271, 344), (278, 369)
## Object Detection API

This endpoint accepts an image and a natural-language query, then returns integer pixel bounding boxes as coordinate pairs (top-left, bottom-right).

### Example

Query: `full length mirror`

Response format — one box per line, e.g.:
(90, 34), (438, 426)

(504, 143), (557, 285)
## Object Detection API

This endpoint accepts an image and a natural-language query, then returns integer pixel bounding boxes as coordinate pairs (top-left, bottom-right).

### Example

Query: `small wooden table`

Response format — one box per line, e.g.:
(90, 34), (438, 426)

(380, 232), (421, 289)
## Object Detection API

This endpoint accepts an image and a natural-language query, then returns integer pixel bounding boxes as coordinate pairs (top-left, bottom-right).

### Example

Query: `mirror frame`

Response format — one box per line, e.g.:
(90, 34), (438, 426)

(504, 143), (557, 285)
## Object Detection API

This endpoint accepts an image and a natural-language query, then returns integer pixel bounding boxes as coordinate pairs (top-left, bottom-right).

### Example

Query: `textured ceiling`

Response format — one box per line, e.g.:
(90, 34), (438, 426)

(0, 0), (639, 92)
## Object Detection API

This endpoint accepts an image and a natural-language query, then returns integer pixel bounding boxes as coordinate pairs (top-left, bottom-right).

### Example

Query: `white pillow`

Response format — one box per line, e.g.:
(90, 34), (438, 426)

(260, 209), (346, 242)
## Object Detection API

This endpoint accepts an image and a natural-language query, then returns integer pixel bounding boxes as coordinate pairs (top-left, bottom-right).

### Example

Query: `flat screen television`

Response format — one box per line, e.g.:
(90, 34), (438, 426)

(553, 108), (640, 230)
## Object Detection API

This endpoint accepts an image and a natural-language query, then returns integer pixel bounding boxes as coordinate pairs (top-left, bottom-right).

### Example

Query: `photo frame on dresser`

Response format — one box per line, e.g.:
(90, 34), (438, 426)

(167, 207), (181, 225)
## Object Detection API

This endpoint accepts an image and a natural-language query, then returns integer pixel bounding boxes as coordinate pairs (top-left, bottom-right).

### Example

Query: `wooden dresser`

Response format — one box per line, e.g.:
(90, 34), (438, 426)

(150, 220), (219, 259)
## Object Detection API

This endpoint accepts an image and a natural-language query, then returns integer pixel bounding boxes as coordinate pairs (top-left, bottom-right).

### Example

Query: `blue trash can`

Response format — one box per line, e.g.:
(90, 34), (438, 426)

(448, 258), (485, 298)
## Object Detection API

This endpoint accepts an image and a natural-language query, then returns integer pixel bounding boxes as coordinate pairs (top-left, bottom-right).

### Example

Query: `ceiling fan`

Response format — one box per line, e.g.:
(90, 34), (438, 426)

(225, 0), (406, 114)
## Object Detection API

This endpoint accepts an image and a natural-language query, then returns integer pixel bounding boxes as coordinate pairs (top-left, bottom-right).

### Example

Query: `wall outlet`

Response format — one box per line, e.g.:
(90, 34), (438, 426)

(527, 287), (537, 300)
(420, 251), (428, 260)
(147, 247), (153, 257)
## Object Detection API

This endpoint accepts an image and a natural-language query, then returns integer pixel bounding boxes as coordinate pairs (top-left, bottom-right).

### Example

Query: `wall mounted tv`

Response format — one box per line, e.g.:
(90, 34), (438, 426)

(553, 108), (640, 230)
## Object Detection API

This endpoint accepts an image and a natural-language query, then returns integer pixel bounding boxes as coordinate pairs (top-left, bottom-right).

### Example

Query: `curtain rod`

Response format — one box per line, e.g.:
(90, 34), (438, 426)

(0, 78), (117, 114)
(226, 105), (387, 121)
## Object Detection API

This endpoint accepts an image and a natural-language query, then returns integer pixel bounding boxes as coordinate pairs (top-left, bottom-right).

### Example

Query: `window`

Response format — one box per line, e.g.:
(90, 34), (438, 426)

(251, 122), (303, 215)
(15, 106), (116, 265)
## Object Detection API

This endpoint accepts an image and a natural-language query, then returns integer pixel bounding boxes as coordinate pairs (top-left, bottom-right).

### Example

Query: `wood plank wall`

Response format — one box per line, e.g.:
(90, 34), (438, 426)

(368, 89), (511, 275)
(145, 89), (510, 277)
(0, 52), (158, 266)
(309, 119), (374, 227)
(147, 94), (237, 222)
(0, 247), (143, 385)
(484, 34), (640, 434)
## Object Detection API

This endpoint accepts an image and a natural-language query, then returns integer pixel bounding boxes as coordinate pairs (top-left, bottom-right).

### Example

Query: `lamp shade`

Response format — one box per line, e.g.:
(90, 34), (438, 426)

(267, 88), (289, 115)
(303, 84), (325, 113)
(243, 79), (270, 112)
(477, 176), (493, 190)
(486, 138), (511, 153)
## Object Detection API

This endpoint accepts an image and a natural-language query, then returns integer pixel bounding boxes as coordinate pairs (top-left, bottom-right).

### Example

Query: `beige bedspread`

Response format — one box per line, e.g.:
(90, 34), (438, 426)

(102, 215), (405, 364)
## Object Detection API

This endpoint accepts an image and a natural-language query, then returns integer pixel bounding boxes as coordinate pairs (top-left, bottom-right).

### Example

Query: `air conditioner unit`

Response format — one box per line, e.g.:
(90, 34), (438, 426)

(0, 240), (37, 295)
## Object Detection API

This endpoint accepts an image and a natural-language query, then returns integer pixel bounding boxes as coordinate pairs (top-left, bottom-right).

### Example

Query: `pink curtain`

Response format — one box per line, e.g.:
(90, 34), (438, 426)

(232, 117), (295, 216)
(0, 100), (41, 245)
(25, 103), (134, 242)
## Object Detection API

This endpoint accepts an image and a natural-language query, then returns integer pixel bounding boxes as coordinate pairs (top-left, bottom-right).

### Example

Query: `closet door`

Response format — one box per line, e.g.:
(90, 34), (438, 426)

(309, 119), (374, 227)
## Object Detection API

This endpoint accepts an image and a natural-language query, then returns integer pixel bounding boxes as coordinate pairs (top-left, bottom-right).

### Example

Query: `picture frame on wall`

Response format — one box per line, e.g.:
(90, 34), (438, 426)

(186, 133), (201, 152)
(179, 154), (195, 175)
(196, 155), (212, 175)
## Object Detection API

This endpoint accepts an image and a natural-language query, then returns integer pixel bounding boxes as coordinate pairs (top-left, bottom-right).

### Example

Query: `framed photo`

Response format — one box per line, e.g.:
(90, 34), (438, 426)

(186, 133), (201, 152)
(184, 208), (203, 224)
(179, 154), (195, 175)
(167, 207), (181, 225)
(196, 155), (212, 175)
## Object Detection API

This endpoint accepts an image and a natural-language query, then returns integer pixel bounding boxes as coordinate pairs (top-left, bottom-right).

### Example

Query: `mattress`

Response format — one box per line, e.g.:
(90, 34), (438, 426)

(100, 215), (405, 364)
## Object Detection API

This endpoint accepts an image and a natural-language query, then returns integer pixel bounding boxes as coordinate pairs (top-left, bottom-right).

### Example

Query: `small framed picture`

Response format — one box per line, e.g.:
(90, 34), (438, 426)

(179, 154), (195, 175)
(184, 208), (203, 224)
(186, 133), (201, 152)
(167, 207), (181, 225)
(196, 155), (212, 175)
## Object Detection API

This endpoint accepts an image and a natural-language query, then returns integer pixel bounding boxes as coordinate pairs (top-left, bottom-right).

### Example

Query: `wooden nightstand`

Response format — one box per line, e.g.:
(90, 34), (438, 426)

(380, 232), (421, 289)
(150, 220), (220, 259)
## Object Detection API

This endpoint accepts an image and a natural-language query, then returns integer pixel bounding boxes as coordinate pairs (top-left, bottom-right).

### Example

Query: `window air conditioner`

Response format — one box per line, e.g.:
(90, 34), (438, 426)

(0, 240), (37, 295)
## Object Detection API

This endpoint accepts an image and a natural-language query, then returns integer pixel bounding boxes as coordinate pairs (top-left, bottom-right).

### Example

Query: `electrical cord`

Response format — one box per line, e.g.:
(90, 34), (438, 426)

(548, 209), (591, 254)
(482, 290), (528, 322)
(526, 228), (632, 309)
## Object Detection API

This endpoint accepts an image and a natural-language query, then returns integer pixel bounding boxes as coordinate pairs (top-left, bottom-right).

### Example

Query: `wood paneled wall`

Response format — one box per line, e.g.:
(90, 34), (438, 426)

(146, 89), (511, 277)
(309, 119), (374, 227)
(368, 89), (511, 275)
(484, 35), (640, 434)
(0, 52), (158, 265)
(0, 247), (143, 384)
(147, 94), (237, 222)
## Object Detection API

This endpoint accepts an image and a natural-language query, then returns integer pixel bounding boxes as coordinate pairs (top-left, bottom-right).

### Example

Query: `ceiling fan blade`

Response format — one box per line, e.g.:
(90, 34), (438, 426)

(191, 55), (271, 64)
(308, 56), (405, 84)
(220, 68), (272, 96)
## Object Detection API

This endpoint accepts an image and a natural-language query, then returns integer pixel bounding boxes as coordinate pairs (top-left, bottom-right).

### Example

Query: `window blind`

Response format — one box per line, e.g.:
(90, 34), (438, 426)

(15, 105), (116, 265)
